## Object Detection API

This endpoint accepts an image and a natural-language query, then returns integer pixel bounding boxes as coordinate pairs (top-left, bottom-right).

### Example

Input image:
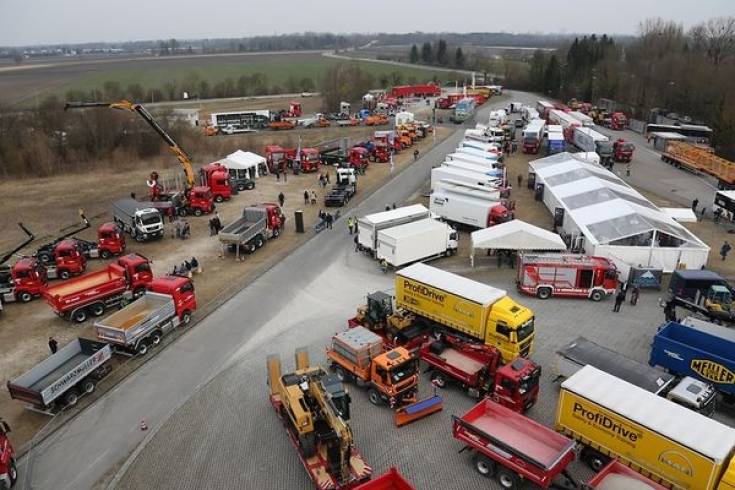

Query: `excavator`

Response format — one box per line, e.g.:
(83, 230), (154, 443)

(267, 348), (372, 489)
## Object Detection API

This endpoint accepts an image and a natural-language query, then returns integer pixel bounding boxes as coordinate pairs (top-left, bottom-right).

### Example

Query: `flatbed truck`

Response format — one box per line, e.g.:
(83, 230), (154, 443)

(662, 141), (735, 189)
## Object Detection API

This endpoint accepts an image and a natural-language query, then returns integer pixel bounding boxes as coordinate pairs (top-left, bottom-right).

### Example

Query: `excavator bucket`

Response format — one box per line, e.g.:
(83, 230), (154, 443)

(393, 395), (443, 427)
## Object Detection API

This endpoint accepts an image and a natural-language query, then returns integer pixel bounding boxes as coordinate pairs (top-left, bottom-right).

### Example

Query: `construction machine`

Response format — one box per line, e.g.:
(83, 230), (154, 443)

(32, 210), (90, 265)
(348, 292), (426, 350)
(267, 349), (372, 489)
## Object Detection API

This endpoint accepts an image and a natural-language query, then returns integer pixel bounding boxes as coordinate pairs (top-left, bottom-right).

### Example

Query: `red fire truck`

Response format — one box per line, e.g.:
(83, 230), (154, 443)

(516, 254), (618, 301)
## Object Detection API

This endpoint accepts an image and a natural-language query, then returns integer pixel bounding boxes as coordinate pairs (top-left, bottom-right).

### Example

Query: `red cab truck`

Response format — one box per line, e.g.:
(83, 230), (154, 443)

(420, 335), (540, 412)
(517, 254), (618, 301)
(0, 419), (16, 490)
(199, 163), (233, 202)
(75, 222), (126, 259)
(452, 399), (577, 489)
(42, 253), (153, 323)
(612, 138), (635, 162)
(94, 276), (196, 355)
(218, 204), (284, 259)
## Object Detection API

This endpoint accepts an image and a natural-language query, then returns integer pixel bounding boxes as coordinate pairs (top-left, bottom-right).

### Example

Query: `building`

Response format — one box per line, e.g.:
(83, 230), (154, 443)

(528, 152), (709, 272)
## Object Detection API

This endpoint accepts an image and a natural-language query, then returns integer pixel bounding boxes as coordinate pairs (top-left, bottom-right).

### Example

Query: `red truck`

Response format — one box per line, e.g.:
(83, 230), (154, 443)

(354, 468), (414, 490)
(199, 163), (233, 202)
(435, 93), (464, 109)
(608, 111), (627, 130)
(420, 335), (540, 412)
(42, 253), (153, 323)
(391, 84), (440, 98)
(374, 131), (402, 153)
(349, 147), (370, 171)
(517, 254), (618, 301)
(612, 138), (635, 162)
(452, 399), (577, 489)
(0, 419), (16, 490)
(293, 147), (321, 173)
(264, 145), (294, 174)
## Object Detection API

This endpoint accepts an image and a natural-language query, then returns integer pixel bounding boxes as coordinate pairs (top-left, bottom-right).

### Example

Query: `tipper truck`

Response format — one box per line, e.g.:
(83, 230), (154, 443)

(0, 419), (17, 489)
(357, 205), (430, 255)
(111, 199), (164, 242)
(42, 253), (153, 323)
(662, 141), (735, 190)
(556, 365), (735, 489)
(354, 468), (414, 490)
(218, 204), (284, 259)
(395, 263), (535, 362)
(650, 317), (735, 401)
(7, 338), (112, 412)
(94, 276), (196, 356)
(375, 219), (458, 267)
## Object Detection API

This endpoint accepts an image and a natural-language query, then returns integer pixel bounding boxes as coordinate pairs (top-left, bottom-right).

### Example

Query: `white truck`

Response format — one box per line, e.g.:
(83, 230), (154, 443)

(376, 218), (458, 267)
(446, 152), (502, 170)
(111, 199), (164, 242)
(455, 146), (502, 162)
(572, 127), (613, 161)
(569, 111), (594, 127)
(522, 107), (540, 122)
(457, 140), (502, 154)
(488, 109), (508, 127)
(430, 180), (509, 228)
(442, 160), (504, 179)
(356, 204), (430, 254)
(431, 166), (503, 190)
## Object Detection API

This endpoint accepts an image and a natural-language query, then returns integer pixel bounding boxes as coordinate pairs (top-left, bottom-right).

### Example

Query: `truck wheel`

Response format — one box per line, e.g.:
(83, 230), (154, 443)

(90, 303), (105, 317)
(63, 390), (79, 407)
(536, 287), (552, 300)
(59, 269), (71, 280)
(215, 195), (224, 203)
(37, 251), (53, 265)
(237, 183), (246, 191)
(255, 237), (264, 249)
(181, 311), (192, 325)
(18, 291), (32, 303)
(191, 208), (201, 217)
(178, 208), (188, 217)
(590, 290), (604, 302)
(496, 469), (520, 489)
(136, 341), (149, 356)
(246, 182), (255, 190)
(367, 389), (382, 406)
(430, 371), (447, 388)
(9, 458), (17, 486)
(100, 249), (112, 259)
(150, 331), (163, 346)
(72, 309), (88, 323)
(81, 379), (95, 394)
(134, 233), (144, 243)
(472, 453), (496, 478)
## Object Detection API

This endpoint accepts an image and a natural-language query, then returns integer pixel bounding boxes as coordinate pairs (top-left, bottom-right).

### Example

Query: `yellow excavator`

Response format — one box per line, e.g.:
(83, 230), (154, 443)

(267, 348), (371, 489)
(65, 100), (196, 191)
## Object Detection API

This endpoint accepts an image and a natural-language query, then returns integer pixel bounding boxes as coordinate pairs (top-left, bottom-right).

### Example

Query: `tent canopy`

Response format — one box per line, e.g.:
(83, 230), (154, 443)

(218, 150), (264, 178)
(470, 220), (567, 252)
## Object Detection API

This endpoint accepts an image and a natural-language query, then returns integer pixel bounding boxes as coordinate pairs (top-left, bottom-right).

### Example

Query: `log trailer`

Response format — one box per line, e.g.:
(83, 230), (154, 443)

(267, 349), (372, 489)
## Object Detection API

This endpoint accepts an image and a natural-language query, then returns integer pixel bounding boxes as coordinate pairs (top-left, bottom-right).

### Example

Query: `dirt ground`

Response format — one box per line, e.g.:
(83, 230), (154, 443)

(0, 122), (450, 448)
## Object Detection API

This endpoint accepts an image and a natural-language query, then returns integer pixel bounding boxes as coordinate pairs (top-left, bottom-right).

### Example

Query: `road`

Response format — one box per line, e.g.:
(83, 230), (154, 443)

(16, 91), (502, 490)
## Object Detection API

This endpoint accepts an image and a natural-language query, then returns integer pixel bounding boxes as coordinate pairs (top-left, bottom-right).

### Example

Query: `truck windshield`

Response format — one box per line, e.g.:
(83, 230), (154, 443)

(390, 359), (417, 384)
(516, 319), (535, 343)
(141, 213), (160, 226)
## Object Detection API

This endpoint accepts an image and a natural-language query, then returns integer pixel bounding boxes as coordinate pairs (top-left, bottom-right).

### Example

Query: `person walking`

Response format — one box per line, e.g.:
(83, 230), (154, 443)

(326, 212), (333, 230)
(278, 192), (285, 208)
(517, 174), (523, 188)
(613, 289), (625, 312)
(208, 217), (216, 236)
(174, 218), (182, 239)
(190, 256), (200, 274)
(413, 149), (419, 161)
(700, 207), (707, 222)
(692, 198), (699, 212)
(181, 220), (190, 240)
(354, 234), (360, 252)
(310, 190), (317, 205)
(212, 212), (222, 234)
(303, 190), (309, 205)
(48, 337), (58, 354)
(275, 168), (280, 182)
(325, 172), (330, 184)
(721, 241), (732, 261)
(630, 285), (640, 306)
(347, 216), (354, 234)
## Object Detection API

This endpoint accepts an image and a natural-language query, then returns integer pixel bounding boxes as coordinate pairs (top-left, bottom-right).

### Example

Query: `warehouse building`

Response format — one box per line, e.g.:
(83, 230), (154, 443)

(528, 152), (709, 272)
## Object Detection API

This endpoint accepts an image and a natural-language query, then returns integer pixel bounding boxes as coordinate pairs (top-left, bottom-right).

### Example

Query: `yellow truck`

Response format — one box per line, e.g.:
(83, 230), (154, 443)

(395, 263), (535, 361)
(556, 365), (735, 490)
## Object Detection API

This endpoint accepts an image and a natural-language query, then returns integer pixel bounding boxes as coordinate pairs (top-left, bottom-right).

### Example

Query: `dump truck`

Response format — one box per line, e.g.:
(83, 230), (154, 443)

(556, 365), (735, 489)
(353, 468), (414, 490)
(376, 219), (458, 268)
(395, 263), (535, 362)
(218, 205), (284, 259)
(94, 276), (196, 356)
(267, 349), (372, 489)
(453, 399), (578, 489)
(420, 334), (540, 412)
(326, 327), (442, 426)
(42, 253), (153, 323)
(0, 419), (17, 490)
(650, 317), (735, 400)
(7, 338), (112, 412)
(662, 141), (735, 190)
(111, 199), (164, 242)
(556, 336), (716, 414)
(357, 205), (432, 255)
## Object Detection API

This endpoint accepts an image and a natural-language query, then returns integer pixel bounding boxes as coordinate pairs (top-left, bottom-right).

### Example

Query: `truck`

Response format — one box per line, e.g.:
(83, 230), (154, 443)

(72, 222), (126, 260)
(457, 139), (502, 156)
(516, 254), (618, 301)
(572, 127), (613, 163)
(429, 180), (509, 229)
(536, 100), (554, 120)
(586, 461), (667, 490)
(420, 334), (540, 412)
(390, 84), (440, 98)
(662, 269), (735, 325)
(111, 199), (164, 242)
(487, 110), (507, 127)
(356, 204), (431, 255)
(464, 127), (504, 144)
(446, 152), (502, 170)
(557, 336), (717, 414)
(218, 205), (284, 259)
(94, 276), (196, 356)
(198, 163), (234, 203)
(452, 399), (578, 489)
(612, 138), (635, 162)
(7, 338), (113, 411)
(555, 365), (735, 489)
(325, 168), (357, 207)
(451, 98), (476, 124)
(522, 119), (545, 154)
(0, 419), (16, 490)
(650, 317), (735, 401)
(455, 146), (502, 163)
(375, 218), (458, 267)
(441, 160), (504, 181)
(608, 111), (627, 130)
(42, 253), (153, 323)
(430, 166), (502, 190)
(568, 111), (594, 127)
(396, 263), (534, 362)
(547, 132), (565, 154)
(353, 468), (414, 490)
(662, 141), (735, 189)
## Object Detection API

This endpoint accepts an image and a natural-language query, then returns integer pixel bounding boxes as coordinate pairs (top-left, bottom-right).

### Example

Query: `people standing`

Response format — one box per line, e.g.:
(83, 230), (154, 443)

(208, 217), (217, 236)
(275, 168), (280, 181)
(630, 285), (640, 306)
(278, 192), (285, 207)
(326, 212), (333, 230)
(721, 241), (732, 261)
(613, 289), (625, 312)
(212, 212), (222, 234)
(303, 190), (309, 205)
(174, 218), (182, 239)
(182, 220), (190, 240)
(347, 216), (354, 234)
(325, 172), (330, 184)
(692, 198), (699, 212)
(311, 190), (317, 205)
(48, 336), (58, 354)
(700, 207), (707, 221)
(517, 174), (523, 188)
(354, 234), (360, 252)
(190, 256), (200, 274)
(413, 149), (419, 161)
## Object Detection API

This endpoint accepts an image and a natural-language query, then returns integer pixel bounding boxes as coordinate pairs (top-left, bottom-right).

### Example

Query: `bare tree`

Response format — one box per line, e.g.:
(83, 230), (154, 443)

(690, 16), (735, 66)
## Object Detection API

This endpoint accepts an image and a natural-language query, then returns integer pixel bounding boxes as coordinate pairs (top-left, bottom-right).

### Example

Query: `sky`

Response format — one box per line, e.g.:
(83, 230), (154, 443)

(0, 0), (732, 46)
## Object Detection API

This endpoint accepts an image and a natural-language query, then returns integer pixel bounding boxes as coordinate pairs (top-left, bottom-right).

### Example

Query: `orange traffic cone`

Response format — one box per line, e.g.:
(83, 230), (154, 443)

(140, 419), (148, 431)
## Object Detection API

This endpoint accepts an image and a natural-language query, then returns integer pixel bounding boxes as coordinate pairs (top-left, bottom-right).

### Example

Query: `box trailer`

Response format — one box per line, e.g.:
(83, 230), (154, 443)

(457, 140), (502, 155)
(376, 218), (458, 267)
(649, 317), (735, 398)
(455, 146), (501, 162)
(430, 166), (502, 190)
(572, 127), (613, 161)
(430, 180), (508, 228)
(111, 199), (164, 242)
(441, 160), (503, 180)
(446, 152), (502, 170)
(357, 204), (430, 254)
(523, 119), (545, 154)
(7, 338), (112, 411)
(569, 111), (594, 127)
(556, 365), (735, 489)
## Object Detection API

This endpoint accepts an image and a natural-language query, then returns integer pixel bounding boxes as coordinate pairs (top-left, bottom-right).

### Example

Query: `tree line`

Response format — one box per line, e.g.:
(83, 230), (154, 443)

(408, 40), (467, 69)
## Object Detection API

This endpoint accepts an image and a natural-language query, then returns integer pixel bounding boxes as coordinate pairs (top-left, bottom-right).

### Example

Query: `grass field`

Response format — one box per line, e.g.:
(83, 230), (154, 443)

(0, 51), (454, 107)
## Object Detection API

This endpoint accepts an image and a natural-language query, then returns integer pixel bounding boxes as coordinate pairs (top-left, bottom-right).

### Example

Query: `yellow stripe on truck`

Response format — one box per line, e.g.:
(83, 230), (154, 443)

(555, 389), (720, 490)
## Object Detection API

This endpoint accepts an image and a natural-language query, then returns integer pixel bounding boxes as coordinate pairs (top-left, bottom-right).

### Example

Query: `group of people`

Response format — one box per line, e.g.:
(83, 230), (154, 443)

(317, 172), (331, 189)
(346, 216), (359, 234)
(612, 282), (640, 312)
(172, 257), (200, 277)
(318, 210), (335, 229)
(173, 218), (191, 240)
(208, 212), (222, 236)
(691, 198), (708, 222)
(303, 189), (318, 205)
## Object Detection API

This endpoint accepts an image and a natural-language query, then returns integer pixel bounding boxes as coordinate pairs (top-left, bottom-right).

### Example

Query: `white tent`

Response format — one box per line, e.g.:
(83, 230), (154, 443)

(220, 150), (264, 179)
(470, 220), (566, 265)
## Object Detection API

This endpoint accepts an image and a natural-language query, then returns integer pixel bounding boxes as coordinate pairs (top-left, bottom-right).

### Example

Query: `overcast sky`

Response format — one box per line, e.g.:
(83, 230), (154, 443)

(0, 0), (732, 46)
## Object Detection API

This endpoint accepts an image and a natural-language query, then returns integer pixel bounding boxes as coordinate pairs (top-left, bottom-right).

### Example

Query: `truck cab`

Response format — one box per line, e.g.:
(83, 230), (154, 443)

(297, 148), (321, 173)
(264, 145), (288, 173)
(0, 418), (17, 489)
(96, 222), (126, 257)
(186, 186), (215, 216)
(488, 204), (510, 226)
(336, 168), (357, 187)
(486, 296), (536, 360)
(493, 358), (542, 412)
(51, 239), (87, 278)
(613, 138), (634, 162)
(199, 163), (232, 202)
(7, 257), (48, 302)
(118, 254), (154, 292)
(135, 208), (164, 241)
(148, 276), (197, 321)
(348, 147), (369, 171)
(259, 203), (285, 235)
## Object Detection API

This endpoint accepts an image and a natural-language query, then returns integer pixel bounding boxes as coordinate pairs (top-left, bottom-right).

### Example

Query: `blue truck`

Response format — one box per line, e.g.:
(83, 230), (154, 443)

(650, 317), (735, 400)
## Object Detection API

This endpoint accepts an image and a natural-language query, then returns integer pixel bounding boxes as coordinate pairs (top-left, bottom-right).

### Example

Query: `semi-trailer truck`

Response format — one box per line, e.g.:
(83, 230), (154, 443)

(430, 180), (509, 229)
(572, 127), (613, 163)
(522, 119), (545, 154)
(556, 365), (735, 489)
(441, 159), (504, 180)
(445, 152), (502, 170)
(375, 218), (457, 267)
(357, 204), (431, 255)
(430, 166), (503, 190)
(111, 199), (164, 242)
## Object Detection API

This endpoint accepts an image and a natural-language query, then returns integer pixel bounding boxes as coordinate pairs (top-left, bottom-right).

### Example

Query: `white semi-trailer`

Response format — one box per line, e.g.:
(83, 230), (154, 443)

(376, 218), (458, 267)
(356, 204), (431, 254)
